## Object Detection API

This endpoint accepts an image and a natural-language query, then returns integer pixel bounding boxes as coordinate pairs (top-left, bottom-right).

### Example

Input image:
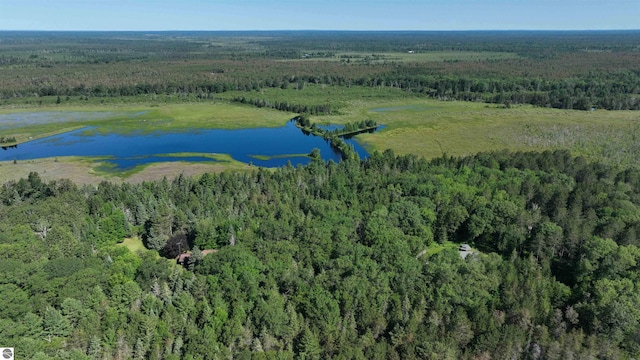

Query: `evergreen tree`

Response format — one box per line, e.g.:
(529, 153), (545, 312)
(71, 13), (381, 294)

(43, 306), (71, 340)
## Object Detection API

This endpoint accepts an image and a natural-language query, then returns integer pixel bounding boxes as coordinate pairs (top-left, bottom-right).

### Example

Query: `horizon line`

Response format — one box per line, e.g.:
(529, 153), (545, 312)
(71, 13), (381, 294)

(1, 29), (640, 32)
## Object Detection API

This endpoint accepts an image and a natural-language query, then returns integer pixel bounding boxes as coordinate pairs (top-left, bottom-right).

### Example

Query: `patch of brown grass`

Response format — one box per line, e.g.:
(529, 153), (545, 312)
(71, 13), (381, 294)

(123, 162), (252, 184)
(0, 157), (253, 185)
(0, 157), (111, 185)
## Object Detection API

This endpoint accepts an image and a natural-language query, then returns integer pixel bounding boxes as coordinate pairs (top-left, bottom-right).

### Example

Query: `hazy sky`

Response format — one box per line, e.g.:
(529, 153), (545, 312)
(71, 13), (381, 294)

(1, 0), (638, 31)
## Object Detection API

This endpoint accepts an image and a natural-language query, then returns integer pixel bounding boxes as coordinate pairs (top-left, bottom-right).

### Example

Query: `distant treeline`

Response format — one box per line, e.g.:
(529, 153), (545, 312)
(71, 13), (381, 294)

(3, 70), (639, 111)
(2, 31), (640, 60)
(386, 72), (640, 110)
(1, 31), (639, 110)
(231, 96), (335, 115)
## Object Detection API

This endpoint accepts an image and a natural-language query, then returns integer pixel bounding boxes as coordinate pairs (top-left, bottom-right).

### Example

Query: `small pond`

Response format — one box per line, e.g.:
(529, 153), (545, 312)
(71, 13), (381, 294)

(0, 121), (374, 169)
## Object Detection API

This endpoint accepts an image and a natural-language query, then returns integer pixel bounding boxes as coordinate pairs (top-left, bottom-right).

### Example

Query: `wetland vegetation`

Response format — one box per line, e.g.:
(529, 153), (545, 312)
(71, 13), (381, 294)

(1, 31), (640, 359)
(1, 30), (639, 179)
(0, 119), (372, 168)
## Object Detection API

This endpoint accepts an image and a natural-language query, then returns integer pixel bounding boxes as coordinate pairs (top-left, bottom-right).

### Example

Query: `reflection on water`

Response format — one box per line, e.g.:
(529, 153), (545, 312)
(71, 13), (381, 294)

(0, 121), (375, 169)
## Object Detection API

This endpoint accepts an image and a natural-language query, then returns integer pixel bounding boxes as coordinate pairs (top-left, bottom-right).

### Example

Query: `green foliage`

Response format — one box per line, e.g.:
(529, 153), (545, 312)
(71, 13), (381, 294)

(0, 136), (16, 144)
(43, 306), (71, 339)
(143, 201), (174, 251)
(0, 284), (30, 320)
(1, 149), (640, 357)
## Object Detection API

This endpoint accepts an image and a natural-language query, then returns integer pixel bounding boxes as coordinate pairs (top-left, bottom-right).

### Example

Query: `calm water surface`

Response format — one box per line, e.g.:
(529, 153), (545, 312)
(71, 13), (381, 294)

(0, 121), (372, 169)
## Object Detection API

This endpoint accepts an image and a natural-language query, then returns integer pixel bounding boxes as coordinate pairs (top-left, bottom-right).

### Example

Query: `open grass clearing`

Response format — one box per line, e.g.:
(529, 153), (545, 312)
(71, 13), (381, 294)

(117, 236), (147, 253)
(311, 98), (640, 167)
(415, 241), (482, 261)
(123, 161), (252, 184)
(0, 154), (252, 185)
(218, 84), (422, 115)
(419, 241), (462, 258)
(0, 157), (113, 185)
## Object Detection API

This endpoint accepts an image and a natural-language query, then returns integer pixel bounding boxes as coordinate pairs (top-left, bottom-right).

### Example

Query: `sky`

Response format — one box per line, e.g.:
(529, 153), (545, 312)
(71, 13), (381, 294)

(0, 0), (638, 31)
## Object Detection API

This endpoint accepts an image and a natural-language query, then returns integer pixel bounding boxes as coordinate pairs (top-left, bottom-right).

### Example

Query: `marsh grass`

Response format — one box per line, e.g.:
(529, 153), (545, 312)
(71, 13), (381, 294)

(92, 153), (245, 178)
(0, 157), (113, 185)
(311, 99), (640, 167)
(249, 153), (310, 161)
(218, 84), (421, 115)
(0, 102), (295, 143)
(515, 122), (640, 167)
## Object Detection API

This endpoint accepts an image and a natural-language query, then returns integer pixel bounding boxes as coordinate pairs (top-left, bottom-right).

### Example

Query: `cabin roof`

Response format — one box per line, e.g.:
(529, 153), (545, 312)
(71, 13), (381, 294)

(459, 244), (473, 259)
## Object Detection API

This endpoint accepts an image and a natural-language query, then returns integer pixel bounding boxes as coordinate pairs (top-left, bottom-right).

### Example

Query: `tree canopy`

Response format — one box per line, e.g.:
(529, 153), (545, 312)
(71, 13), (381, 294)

(1, 150), (639, 358)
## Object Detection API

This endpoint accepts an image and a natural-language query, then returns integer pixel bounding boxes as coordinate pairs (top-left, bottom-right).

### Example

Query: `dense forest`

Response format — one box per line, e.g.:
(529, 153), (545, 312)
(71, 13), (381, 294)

(1, 31), (639, 110)
(1, 149), (640, 359)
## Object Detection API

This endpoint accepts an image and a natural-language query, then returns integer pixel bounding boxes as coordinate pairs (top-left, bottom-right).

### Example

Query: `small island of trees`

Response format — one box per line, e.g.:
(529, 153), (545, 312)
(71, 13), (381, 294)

(293, 114), (378, 160)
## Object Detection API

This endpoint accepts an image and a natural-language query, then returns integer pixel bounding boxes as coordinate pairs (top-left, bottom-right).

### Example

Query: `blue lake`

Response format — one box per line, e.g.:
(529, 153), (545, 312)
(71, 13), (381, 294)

(0, 121), (373, 169)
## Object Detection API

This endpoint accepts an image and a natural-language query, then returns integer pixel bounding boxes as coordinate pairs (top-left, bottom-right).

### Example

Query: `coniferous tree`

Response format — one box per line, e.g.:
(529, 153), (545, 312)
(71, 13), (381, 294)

(43, 306), (71, 340)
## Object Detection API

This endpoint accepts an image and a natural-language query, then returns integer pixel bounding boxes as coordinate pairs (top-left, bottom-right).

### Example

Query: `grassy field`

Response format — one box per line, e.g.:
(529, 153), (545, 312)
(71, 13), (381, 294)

(0, 155), (252, 185)
(117, 236), (147, 253)
(306, 98), (640, 167)
(218, 84), (420, 114)
(0, 157), (112, 185)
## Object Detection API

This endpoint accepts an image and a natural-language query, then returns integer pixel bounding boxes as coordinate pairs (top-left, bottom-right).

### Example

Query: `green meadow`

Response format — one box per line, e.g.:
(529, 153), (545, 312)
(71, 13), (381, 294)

(117, 236), (147, 253)
(217, 84), (421, 113)
(309, 97), (640, 167)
